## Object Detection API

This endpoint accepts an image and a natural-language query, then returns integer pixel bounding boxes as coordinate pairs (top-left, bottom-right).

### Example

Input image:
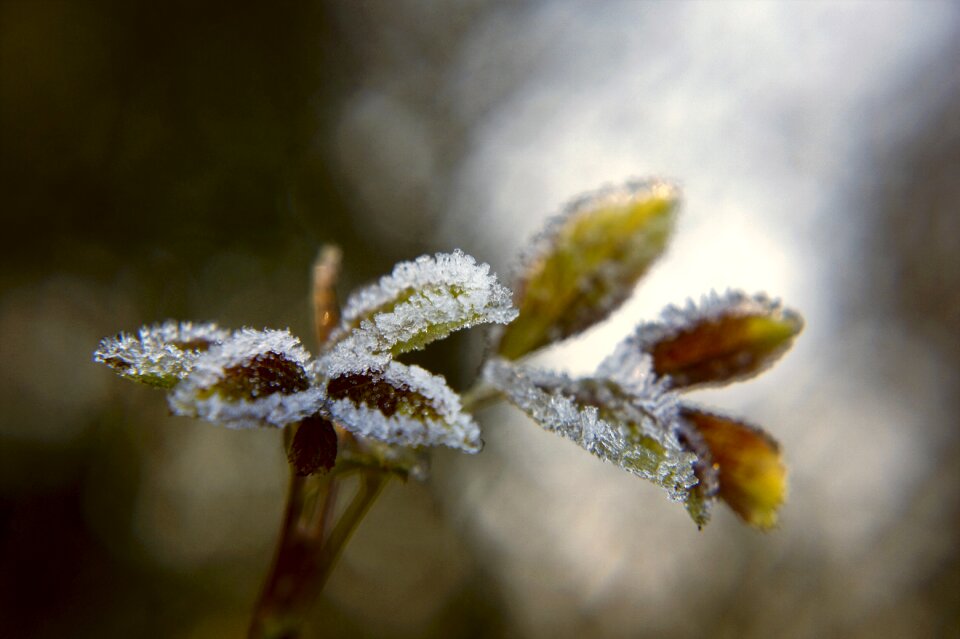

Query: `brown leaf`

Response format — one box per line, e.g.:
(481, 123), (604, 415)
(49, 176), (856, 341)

(208, 351), (311, 401)
(610, 291), (803, 389)
(681, 407), (786, 529)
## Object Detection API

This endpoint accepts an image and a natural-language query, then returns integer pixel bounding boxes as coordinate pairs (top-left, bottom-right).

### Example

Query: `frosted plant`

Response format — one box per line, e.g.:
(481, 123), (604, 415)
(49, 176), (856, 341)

(93, 177), (803, 637)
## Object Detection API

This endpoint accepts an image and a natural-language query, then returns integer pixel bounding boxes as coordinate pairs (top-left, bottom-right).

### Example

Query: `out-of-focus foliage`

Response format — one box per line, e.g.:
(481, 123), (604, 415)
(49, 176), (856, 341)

(680, 408), (786, 529)
(496, 181), (679, 359)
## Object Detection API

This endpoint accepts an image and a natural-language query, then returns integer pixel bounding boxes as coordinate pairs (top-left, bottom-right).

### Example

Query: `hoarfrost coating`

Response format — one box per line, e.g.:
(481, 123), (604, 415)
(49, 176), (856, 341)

(169, 329), (326, 429)
(325, 360), (483, 453)
(93, 320), (231, 387)
(483, 358), (699, 504)
(328, 249), (517, 357)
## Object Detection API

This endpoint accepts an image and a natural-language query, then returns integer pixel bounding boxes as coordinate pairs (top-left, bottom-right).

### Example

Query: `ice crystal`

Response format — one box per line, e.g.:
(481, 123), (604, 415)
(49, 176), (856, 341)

(600, 290), (803, 389)
(169, 328), (326, 429)
(483, 358), (700, 505)
(328, 250), (516, 358)
(93, 321), (230, 388)
(323, 360), (482, 453)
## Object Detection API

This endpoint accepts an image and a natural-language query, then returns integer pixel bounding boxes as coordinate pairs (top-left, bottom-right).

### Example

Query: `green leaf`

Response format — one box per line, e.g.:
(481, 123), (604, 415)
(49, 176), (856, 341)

(483, 359), (702, 517)
(327, 250), (516, 358)
(497, 180), (679, 360)
(93, 321), (229, 388)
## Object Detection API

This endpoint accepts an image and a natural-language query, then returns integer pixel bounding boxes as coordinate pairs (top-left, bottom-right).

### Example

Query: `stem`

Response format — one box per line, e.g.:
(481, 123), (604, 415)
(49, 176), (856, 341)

(248, 244), (372, 639)
(460, 381), (502, 413)
(315, 470), (389, 588)
(248, 470), (336, 639)
(247, 469), (388, 639)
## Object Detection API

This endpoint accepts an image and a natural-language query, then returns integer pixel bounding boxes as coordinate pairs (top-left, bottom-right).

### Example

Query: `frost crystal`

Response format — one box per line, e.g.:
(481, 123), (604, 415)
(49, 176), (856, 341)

(599, 290), (802, 388)
(328, 250), (517, 358)
(169, 328), (326, 429)
(483, 359), (699, 504)
(93, 321), (230, 388)
(323, 360), (482, 453)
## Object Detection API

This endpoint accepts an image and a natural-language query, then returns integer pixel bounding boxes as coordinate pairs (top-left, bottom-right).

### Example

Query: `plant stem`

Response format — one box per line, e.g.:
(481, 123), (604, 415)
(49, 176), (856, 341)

(315, 470), (389, 588)
(247, 468), (388, 639)
(248, 469), (335, 639)
(460, 381), (502, 413)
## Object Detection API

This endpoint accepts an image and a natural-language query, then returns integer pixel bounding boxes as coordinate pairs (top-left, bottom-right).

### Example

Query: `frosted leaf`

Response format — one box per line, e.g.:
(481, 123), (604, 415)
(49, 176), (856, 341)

(594, 350), (673, 410)
(599, 290), (803, 389)
(169, 328), (326, 429)
(496, 179), (679, 359)
(482, 358), (702, 512)
(322, 360), (482, 453)
(93, 321), (230, 388)
(317, 329), (392, 380)
(328, 249), (517, 358)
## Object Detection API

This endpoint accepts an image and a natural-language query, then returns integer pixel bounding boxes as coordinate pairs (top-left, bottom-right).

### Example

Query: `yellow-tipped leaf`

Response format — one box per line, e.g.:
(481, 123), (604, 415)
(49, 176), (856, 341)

(497, 180), (680, 359)
(682, 408), (786, 529)
(604, 291), (803, 389)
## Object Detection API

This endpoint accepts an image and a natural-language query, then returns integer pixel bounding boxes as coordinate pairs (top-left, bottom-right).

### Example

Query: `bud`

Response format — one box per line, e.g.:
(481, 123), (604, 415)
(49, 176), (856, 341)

(287, 414), (339, 476)
(681, 407), (786, 529)
(497, 179), (679, 359)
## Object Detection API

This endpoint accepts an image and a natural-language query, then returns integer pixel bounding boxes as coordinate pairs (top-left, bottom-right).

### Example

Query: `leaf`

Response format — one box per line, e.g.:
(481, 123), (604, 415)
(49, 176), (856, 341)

(323, 360), (482, 453)
(496, 179), (680, 360)
(93, 321), (230, 388)
(483, 358), (703, 513)
(287, 414), (338, 476)
(327, 250), (516, 358)
(601, 291), (803, 389)
(169, 329), (326, 429)
(680, 407), (786, 529)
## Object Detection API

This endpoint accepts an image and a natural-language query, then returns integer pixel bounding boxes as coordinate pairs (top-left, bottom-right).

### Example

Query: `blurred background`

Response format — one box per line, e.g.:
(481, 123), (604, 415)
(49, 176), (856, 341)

(2, 1), (958, 637)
